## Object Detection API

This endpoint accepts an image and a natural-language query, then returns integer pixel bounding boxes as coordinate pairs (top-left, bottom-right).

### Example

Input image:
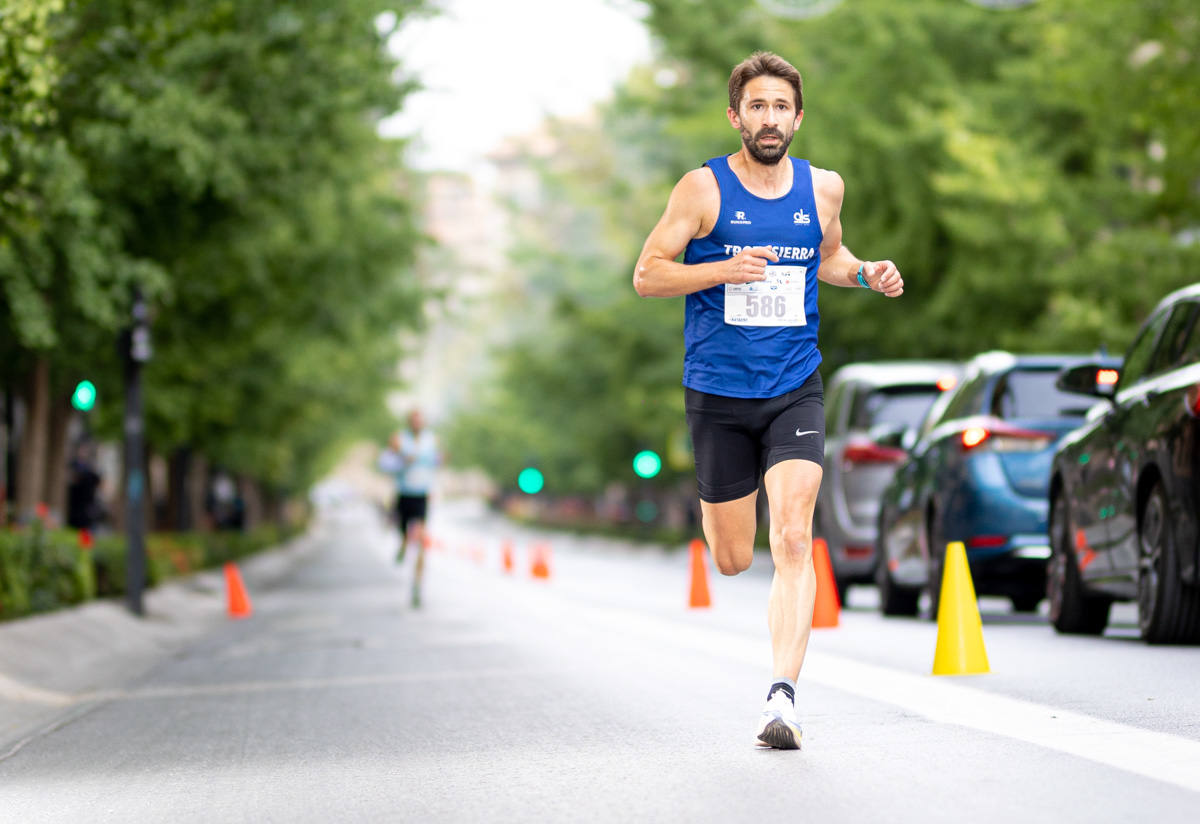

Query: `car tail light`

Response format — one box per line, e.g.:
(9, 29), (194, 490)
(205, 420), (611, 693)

(843, 439), (907, 465)
(1186, 384), (1200, 418)
(960, 423), (1054, 452)
(1096, 369), (1119, 388)
(968, 535), (1008, 548)
(843, 545), (873, 559)
(937, 375), (958, 391)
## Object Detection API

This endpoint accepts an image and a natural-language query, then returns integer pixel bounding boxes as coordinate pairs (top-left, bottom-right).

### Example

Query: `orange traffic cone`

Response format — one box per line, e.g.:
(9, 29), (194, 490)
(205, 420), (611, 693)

(531, 543), (552, 580)
(688, 539), (712, 608)
(811, 538), (840, 628)
(223, 562), (253, 619)
(501, 540), (515, 574)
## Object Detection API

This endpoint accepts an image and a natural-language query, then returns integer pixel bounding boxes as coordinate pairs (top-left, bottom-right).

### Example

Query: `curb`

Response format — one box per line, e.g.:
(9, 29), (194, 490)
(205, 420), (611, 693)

(0, 529), (323, 756)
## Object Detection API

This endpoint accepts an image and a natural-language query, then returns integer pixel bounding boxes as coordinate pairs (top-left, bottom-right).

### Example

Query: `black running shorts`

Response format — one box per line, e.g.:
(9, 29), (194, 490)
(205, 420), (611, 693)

(685, 370), (825, 504)
(396, 494), (428, 532)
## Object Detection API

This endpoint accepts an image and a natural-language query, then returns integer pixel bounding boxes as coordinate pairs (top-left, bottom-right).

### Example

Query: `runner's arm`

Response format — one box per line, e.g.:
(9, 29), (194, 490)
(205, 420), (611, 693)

(633, 170), (775, 298)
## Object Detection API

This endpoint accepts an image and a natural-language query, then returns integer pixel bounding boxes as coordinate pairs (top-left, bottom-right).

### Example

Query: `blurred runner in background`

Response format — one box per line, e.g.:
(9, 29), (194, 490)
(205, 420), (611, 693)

(378, 409), (440, 607)
(633, 51), (904, 750)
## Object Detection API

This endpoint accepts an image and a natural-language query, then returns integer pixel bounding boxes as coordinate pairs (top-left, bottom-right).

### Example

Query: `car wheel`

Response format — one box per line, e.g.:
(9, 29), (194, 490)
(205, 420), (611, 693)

(1137, 482), (1200, 643)
(1047, 492), (1110, 635)
(876, 511), (920, 617)
(1010, 594), (1042, 613)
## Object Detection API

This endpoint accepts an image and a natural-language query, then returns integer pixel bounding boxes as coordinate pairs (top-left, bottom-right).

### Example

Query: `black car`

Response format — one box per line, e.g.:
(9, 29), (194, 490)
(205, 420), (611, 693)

(1048, 283), (1200, 643)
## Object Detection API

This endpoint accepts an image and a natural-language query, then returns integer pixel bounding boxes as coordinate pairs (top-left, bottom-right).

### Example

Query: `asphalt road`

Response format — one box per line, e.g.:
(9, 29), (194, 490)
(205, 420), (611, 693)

(2, 494), (1199, 823)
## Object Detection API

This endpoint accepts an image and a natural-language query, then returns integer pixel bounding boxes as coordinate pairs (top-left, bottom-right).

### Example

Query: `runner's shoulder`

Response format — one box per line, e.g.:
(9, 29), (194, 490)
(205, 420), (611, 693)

(809, 165), (845, 202)
(674, 165), (719, 201)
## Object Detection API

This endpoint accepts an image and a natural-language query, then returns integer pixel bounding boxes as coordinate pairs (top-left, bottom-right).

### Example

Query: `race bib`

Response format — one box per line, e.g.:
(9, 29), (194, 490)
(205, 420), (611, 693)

(724, 265), (807, 326)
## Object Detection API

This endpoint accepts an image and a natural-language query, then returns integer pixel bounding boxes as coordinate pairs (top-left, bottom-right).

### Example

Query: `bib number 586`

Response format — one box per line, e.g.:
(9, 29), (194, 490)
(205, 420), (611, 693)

(745, 294), (787, 318)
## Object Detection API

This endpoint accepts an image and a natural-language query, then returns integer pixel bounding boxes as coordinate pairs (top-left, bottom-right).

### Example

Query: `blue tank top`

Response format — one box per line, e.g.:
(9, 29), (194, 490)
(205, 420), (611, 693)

(682, 155), (823, 398)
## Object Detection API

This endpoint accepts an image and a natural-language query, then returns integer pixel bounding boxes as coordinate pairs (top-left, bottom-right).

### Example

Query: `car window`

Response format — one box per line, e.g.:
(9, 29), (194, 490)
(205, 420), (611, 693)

(1119, 309), (1169, 389)
(939, 370), (989, 422)
(989, 368), (1095, 419)
(825, 378), (851, 435)
(1179, 303), (1200, 367)
(849, 385), (942, 431)
(1150, 301), (1199, 373)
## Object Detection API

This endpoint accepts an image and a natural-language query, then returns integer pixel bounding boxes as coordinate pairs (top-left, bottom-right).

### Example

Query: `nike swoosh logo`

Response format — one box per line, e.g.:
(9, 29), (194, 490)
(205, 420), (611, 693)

(795, 429), (819, 437)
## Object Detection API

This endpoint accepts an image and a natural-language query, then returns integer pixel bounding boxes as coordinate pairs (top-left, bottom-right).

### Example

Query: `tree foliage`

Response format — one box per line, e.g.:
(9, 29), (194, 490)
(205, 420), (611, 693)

(447, 0), (1200, 497)
(2, 0), (430, 500)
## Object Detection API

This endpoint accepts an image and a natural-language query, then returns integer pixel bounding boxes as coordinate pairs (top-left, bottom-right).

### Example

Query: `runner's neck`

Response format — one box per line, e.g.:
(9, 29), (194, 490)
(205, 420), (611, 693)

(728, 150), (793, 199)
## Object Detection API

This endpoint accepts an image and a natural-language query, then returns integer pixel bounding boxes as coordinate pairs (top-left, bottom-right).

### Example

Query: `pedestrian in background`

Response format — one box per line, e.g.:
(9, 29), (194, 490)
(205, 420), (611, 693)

(378, 409), (440, 607)
(633, 51), (904, 749)
(66, 441), (103, 530)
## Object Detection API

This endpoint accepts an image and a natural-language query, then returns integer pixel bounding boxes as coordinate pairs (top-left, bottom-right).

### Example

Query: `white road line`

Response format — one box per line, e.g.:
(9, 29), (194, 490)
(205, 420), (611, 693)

(576, 601), (1200, 794)
(0, 674), (75, 707)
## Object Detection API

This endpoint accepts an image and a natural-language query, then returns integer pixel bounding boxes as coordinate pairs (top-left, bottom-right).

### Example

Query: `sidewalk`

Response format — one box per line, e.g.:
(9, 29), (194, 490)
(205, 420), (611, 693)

(0, 527), (323, 757)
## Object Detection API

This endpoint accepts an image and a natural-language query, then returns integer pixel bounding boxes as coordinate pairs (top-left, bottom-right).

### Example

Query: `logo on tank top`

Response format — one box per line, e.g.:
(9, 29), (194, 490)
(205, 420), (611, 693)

(793, 210), (811, 225)
(724, 244), (816, 261)
(731, 210), (752, 225)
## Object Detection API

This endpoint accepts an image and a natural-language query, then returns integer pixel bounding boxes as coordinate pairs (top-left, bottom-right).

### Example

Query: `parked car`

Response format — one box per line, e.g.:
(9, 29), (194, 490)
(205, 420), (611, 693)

(1048, 283), (1200, 643)
(815, 361), (961, 599)
(875, 350), (1121, 618)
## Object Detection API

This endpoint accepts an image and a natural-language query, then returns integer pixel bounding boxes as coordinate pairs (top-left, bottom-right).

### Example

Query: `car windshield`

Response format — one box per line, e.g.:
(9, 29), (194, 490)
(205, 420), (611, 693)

(851, 386), (942, 430)
(990, 368), (1095, 419)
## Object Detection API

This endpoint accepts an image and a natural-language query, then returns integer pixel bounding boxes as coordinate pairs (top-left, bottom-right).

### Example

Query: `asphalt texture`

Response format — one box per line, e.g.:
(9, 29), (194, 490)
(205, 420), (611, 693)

(1, 494), (1199, 823)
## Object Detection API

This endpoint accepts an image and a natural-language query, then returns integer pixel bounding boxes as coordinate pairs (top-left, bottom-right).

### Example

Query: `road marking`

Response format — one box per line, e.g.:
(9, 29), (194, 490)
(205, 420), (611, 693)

(574, 602), (1200, 793)
(1, 667), (539, 706)
(0, 673), (75, 706)
(81, 666), (541, 703)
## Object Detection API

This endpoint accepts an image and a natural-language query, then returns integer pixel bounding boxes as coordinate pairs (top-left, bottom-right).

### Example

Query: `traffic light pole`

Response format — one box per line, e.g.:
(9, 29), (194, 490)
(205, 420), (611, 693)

(123, 288), (152, 616)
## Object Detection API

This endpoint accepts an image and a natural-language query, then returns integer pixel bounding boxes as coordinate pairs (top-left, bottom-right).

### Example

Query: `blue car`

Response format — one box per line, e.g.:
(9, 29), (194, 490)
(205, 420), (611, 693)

(875, 351), (1121, 617)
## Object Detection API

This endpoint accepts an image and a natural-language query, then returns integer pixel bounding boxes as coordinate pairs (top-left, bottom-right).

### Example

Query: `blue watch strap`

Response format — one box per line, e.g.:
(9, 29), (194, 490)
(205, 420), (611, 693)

(856, 263), (870, 289)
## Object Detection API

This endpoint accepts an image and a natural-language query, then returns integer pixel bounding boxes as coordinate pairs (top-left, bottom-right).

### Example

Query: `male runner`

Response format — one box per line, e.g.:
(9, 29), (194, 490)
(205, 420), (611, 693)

(633, 51), (903, 749)
(378, 409), (440, 607)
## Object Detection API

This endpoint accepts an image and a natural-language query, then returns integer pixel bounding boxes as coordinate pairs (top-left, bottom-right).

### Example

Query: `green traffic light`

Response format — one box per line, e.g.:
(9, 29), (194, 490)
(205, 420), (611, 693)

(71, 380), (97, 411)
(633, 450), (662, 479)
(518, 467), (544, 495)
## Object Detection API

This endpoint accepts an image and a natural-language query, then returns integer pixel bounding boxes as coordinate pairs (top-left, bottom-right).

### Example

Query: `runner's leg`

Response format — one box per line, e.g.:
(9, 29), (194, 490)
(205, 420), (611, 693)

(699, 492), (758, 575)
(762, 458), (822, 680)
(409, 517), (425, 607)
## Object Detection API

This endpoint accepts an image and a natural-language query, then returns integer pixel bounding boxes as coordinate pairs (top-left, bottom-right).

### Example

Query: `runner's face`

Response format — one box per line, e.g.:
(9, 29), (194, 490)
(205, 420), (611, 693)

(729, 76), (801, 164)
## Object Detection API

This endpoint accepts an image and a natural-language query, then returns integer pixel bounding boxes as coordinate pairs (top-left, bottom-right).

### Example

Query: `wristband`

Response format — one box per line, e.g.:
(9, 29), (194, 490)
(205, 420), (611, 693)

(856, 263), (870, 289)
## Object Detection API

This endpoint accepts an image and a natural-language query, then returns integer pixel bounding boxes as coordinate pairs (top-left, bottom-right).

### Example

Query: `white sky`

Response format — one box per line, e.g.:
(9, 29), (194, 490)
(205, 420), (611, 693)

(379, 0), (654, 174)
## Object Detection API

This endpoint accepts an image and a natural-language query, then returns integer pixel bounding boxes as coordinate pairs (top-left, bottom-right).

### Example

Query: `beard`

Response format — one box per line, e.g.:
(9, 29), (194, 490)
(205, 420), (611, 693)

(741, 125), (793, 164)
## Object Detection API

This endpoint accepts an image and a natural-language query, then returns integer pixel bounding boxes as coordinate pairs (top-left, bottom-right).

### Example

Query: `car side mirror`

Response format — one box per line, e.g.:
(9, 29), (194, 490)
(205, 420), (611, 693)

(1056, 363), (1120, 398)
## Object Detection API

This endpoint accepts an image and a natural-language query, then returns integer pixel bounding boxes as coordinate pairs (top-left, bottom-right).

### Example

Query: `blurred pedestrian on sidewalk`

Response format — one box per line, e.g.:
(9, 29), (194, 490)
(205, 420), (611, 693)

(66, 441), (103, 530)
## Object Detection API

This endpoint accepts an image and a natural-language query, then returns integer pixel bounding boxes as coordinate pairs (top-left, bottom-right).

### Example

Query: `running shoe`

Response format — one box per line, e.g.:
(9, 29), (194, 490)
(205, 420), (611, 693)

(756, 687), (802, 750)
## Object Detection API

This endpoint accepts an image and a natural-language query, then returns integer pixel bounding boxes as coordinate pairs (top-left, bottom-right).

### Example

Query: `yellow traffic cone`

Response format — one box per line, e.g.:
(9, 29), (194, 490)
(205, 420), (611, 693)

(932, 541), (990, 676)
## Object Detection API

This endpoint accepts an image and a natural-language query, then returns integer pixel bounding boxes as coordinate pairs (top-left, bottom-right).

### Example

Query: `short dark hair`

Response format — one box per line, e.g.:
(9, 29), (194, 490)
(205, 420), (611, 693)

(728, 51), (803, 113)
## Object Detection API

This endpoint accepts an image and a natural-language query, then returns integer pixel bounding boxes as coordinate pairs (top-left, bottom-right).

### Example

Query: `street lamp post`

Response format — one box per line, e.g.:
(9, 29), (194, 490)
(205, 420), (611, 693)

(122, 288), (152, 615)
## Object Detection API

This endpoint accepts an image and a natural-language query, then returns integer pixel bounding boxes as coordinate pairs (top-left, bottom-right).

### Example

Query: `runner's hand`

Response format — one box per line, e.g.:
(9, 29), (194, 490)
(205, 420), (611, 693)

(865, 260), (903, 297)
(726, 246), (778, 284)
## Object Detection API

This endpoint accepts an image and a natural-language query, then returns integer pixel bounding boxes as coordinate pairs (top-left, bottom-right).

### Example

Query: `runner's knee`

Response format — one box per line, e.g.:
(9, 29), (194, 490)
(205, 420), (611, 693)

(711, 541), (753, 575)
(769, 520), (812, 568)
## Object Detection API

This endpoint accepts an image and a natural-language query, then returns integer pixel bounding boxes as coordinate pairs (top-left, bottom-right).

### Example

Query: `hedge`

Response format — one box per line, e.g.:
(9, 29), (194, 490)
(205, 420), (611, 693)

(0, 520), (304, 621)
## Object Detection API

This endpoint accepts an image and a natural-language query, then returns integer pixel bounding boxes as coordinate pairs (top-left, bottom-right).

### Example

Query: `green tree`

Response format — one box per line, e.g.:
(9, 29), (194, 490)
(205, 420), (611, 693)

(2, 0), (431, 523)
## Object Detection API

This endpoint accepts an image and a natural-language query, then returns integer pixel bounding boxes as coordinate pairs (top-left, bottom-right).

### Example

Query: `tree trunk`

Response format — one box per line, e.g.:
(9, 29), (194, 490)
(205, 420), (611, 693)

(239, 476), (263, 530)
(43, 393), (71, 525)
(189, 453), (209, 531)
(16, 357), (50, 522)
(167, 446), (191, 531)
